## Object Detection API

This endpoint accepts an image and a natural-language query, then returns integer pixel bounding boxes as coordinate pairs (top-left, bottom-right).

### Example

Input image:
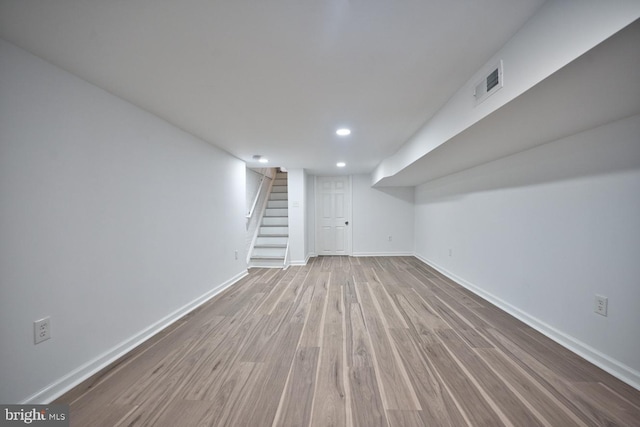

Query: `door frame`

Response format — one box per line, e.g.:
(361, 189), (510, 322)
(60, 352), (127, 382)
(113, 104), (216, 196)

(314, 175), (353, 256)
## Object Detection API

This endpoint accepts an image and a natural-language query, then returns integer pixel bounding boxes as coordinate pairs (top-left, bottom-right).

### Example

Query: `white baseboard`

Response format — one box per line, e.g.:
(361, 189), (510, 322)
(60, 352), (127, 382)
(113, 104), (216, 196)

(352, 252), (414, 257)
(289, 253), (314, 266)
(414, 253), (640, 391)
(25, 270), (249, 404)
(292, 252), (413, 264)
(414, 254), (640, 390)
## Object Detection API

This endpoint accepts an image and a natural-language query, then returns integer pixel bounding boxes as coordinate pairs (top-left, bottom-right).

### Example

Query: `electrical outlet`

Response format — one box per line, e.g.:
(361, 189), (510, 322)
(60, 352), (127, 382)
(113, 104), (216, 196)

(449, 249), (453, 257)
(594, 295), (608, 317)
(235, 250), (238, 260)
(388, 236), (392, 242)
(34, 317), (51, 344)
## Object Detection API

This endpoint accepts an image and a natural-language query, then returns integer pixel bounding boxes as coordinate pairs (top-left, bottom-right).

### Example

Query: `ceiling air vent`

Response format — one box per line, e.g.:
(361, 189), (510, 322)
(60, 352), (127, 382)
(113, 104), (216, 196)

(474, 60), (503, 105)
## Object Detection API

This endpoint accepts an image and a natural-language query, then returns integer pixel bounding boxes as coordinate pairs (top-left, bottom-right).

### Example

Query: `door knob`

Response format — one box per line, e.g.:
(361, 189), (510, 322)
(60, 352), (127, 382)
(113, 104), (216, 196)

(345, 221), (349, 225)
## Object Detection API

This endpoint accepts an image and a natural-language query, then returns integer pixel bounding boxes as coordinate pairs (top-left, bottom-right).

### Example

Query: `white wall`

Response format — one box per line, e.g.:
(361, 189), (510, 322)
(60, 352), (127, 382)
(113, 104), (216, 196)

(352, 175), (414, 256)
(414, 114), (640, 388)
(306, 172), (315, 258)
(287, 169), (307, 265)
(0, 40), (248, 404)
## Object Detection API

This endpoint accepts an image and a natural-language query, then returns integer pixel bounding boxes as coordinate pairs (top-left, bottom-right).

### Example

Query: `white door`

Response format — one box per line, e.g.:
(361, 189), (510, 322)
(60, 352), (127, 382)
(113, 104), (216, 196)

(316, 176), (351, 255)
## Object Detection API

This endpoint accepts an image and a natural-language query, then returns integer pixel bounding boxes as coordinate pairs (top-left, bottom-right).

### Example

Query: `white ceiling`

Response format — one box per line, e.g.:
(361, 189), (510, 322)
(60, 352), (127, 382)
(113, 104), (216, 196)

(0, 0), (545, 175)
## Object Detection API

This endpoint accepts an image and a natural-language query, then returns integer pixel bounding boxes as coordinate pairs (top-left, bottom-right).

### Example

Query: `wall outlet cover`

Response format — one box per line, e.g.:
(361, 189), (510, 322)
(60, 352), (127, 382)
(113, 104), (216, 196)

(34, 317), (51, 344)
(594, 295), (608, 317)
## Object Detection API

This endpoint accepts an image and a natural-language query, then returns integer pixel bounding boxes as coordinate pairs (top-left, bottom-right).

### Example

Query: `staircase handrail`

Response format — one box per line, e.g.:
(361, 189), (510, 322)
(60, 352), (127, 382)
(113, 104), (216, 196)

(246, 170), (277, 265)
(246, 168), (272, 218)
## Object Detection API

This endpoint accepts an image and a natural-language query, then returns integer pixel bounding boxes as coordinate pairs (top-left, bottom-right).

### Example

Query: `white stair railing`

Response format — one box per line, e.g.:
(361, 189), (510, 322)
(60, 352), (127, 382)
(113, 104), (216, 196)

(246, 170), (276, 265)
(246, 168), (272, 218)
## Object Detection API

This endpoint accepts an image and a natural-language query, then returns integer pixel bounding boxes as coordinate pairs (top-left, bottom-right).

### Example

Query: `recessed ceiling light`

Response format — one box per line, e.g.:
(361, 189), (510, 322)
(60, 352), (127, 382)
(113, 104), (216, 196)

(253, 154), (268, 163)
(336, 128), (351, 136)
(336, 162), (346, 167)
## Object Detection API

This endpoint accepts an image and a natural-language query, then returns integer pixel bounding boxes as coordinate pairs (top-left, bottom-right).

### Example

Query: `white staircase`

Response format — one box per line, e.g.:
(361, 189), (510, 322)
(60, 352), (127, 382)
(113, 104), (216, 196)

(250, 171), (288, 268)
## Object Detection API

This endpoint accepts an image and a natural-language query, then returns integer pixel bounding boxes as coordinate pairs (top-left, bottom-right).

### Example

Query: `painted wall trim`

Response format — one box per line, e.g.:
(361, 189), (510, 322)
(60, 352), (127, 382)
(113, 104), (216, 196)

(22, 270), (249, 404)
(289, 253), (313, 266)
(353, 252), (415, 257)
(414, 253), (640, 391)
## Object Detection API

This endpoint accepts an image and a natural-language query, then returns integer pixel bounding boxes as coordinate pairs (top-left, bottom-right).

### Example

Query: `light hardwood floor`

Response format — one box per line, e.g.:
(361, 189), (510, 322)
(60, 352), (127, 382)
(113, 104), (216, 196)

(56, 256), (640, 426)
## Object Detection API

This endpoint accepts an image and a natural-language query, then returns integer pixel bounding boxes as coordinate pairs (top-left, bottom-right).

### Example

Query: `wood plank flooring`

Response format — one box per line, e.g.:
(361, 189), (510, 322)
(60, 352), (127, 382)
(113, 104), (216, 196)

(56, 256), (640, 426)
